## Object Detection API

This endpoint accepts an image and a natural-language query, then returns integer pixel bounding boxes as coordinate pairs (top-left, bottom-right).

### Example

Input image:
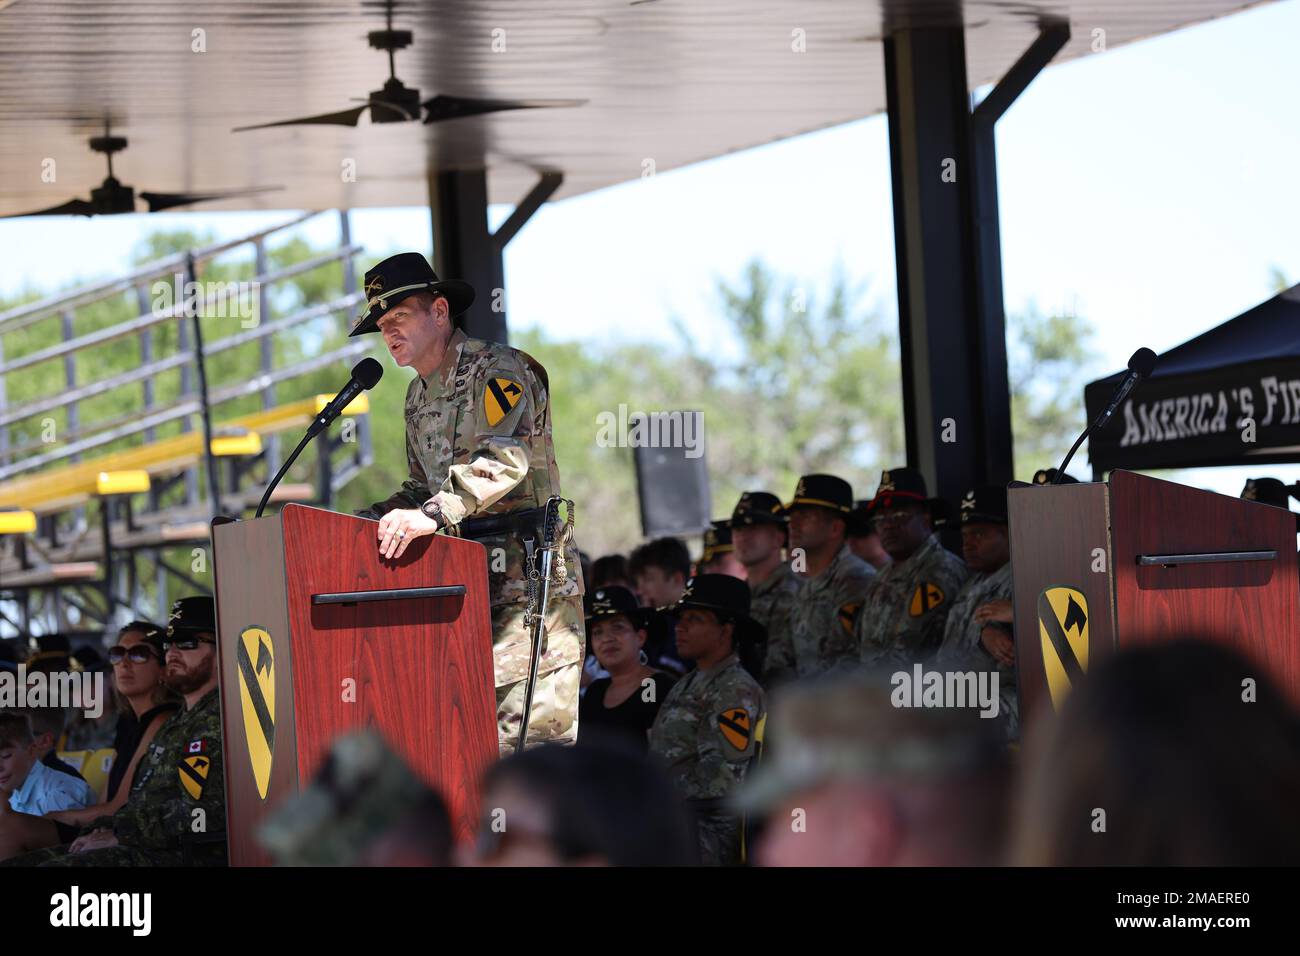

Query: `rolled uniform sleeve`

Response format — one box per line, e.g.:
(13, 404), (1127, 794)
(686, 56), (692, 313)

(430, 362), (535, 527)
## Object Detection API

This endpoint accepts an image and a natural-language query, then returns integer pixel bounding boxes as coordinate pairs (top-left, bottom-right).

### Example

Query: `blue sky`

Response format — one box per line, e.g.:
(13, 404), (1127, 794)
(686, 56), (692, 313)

(2, 0), (1298, 501)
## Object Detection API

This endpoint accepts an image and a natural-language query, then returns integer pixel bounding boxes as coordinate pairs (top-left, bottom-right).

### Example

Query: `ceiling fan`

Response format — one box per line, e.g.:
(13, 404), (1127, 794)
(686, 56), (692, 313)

(233, 0), (585, 132)
(1, 126), (282, 219)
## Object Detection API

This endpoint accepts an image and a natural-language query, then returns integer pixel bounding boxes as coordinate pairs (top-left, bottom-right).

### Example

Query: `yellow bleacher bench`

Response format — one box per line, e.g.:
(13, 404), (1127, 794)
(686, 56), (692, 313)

(210, 432), (263, 457)
(0, 510), (37, 534)
(0, 394), (370, 516)
(96, 470), (151, 496)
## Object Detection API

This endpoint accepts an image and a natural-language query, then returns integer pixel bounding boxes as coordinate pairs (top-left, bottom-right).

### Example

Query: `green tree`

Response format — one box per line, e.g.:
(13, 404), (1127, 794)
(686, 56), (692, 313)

(1007, 307), (1097, 479)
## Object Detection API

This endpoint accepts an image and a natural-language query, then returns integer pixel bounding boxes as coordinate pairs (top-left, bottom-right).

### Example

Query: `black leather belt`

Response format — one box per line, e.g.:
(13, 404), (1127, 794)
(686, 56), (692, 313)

(455, 506), (546, 540)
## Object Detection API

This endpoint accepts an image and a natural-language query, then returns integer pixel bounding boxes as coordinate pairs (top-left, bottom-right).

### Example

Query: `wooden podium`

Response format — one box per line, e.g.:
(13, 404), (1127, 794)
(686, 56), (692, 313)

(210, 504), (498, 866)
(1008, 470), (1299, 730)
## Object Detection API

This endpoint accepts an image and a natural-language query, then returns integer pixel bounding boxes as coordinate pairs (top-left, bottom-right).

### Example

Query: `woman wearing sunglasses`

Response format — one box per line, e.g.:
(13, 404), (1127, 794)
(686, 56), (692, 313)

(44, 622), (180, 829)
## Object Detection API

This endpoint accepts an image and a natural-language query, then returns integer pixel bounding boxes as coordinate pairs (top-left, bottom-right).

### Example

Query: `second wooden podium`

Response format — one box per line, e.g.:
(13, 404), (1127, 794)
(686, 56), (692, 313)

(211, 504), (498, 866)
(1008, 470), (1300, 732)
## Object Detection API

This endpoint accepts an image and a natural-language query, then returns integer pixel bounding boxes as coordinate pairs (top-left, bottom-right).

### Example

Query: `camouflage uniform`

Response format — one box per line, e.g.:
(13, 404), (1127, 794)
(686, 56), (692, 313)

(649, 654), (765, 865)
(362, 327), (586, 754)
(764, 545), (874, 683)
(857, 534), (970, 669)
(7, 689), (226, 867)
(748, 562), (799, 679)
(934, 563), (1018, 740)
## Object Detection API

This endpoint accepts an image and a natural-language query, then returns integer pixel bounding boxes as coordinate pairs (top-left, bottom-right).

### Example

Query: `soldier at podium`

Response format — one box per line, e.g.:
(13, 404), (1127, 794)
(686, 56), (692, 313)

(352, 252), (585, 755)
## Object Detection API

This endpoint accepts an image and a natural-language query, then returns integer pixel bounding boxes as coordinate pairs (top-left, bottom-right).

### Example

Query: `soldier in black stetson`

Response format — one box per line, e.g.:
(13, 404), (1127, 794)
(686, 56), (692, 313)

(730, 491), (799, 684)
(765, 474), (876, 684)
(578, 586), (677, 752)
(856, 467), (970, 669)
(936, 485), (1019, 741)
(648, 575), (766, 865)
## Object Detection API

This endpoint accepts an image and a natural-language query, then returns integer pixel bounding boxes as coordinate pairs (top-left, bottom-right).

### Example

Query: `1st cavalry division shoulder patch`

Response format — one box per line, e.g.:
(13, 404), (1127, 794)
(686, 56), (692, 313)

(908, 582), (945, 617)
(484, 377), (524, 427)
(717, 708), (752, 751)
(178, 753), (210, 800)
(837, 601), (863, 635)
(1037, 586), (1089, 710)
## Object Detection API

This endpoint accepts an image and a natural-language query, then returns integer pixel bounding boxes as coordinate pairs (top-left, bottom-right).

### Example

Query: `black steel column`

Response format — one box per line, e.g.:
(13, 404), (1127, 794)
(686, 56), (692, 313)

(885, 26), (985, 507)
(970, 22), (1070, 488)
(430, 168), (507, 344)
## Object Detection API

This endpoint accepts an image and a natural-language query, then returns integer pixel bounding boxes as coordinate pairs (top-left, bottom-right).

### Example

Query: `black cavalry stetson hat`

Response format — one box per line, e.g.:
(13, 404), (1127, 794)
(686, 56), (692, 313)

(350, 252), (476, 337)
(585, 585), (656, 630)
(700, 520), (734, 563)
(870, 466), (941, 511)
(959, 485), (1009, 525)
(787, 474), (854, 515)
(731, 491), (787, 527)
(664, 574), (754, 626)
(166, 596), (217, 638)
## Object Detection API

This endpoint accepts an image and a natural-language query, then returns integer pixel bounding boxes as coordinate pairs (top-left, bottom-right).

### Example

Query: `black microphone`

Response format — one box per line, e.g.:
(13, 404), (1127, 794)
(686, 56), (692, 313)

(1052, 347), (1158, 484)
(307, 357), (383, 439)
(256, 358), (385, 518)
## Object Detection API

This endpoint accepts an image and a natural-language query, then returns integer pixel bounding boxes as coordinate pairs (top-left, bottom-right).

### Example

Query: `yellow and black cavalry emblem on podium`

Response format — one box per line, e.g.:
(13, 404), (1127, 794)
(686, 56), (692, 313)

(1037, 586), (1089, 710)
(236, 626), (276, 799)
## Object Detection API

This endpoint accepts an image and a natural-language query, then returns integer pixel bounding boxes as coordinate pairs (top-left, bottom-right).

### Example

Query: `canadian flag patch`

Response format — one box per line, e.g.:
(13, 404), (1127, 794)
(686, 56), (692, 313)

(187, 739), (206, 755)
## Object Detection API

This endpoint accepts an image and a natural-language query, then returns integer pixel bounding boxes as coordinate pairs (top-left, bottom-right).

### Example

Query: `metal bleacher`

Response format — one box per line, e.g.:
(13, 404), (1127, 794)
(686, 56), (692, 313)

(0, 210), (375, 639)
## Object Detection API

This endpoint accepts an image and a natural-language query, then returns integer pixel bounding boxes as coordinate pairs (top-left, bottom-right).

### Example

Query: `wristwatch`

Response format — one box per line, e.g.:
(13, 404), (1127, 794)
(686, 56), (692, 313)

(420, 498), (443, 528)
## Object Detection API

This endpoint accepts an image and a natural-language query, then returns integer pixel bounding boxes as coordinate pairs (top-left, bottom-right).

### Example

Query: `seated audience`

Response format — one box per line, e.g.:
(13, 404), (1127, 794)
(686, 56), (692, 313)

(729, 491), (798, 682)
(590, 553), (632, 591)
(766, 474), (874, 683)
(47, 621), (181, 829)
(649, 575), (766, 866)
(935, 486), (1019, 741)
(579, 587), (677, 751)
(0, 712), (95, 859)
(857, 467), (969, 668)
(2, 596), (226, 867)
(628, 537), (693, 674)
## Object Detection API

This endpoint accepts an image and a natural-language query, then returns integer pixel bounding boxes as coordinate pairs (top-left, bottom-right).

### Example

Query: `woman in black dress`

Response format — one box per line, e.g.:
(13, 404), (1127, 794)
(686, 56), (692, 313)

(579, 587), (676, 751)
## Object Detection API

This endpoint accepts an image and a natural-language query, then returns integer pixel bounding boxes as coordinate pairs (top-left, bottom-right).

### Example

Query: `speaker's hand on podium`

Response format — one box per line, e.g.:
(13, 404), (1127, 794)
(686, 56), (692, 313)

(377, 507), (440, 560)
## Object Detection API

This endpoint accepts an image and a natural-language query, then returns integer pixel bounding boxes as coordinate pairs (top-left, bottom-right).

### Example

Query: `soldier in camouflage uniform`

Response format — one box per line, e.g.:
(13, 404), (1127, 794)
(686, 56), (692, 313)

(764, 475), (874, 684)
(857, 468), (969, 669)
(729, 491), (798, 681)
(649, 575), (766, 866)
(934, 485), (1018, 741)
(352, 253), (584, 755)
(3, 597), (227, 867)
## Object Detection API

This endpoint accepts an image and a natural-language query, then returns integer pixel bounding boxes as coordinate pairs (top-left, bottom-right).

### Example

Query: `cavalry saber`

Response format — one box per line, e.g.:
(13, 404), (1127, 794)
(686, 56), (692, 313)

(516, 496), (568, 754)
